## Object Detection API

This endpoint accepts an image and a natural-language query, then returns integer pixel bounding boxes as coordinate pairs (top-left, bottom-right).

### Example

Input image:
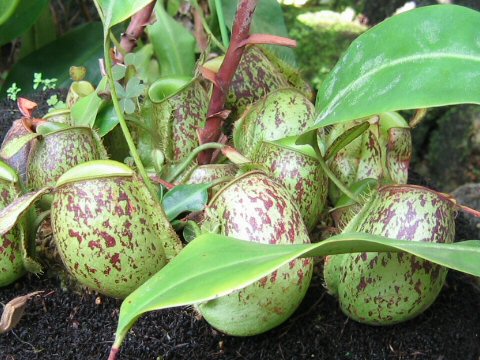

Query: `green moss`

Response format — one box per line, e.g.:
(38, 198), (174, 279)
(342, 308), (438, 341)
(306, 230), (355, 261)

(283, 5), (366, 90)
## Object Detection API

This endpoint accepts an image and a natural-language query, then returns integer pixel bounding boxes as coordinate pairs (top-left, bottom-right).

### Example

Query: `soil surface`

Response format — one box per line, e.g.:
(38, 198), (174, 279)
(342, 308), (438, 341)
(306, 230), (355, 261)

(1, 93), (480, 360)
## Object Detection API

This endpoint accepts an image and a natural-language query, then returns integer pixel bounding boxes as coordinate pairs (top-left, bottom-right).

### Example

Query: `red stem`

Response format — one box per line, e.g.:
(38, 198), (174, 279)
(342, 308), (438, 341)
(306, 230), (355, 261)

(114, 1), (156, 63)
(197, 0), (258, 165)
(108, 347), (120, 360)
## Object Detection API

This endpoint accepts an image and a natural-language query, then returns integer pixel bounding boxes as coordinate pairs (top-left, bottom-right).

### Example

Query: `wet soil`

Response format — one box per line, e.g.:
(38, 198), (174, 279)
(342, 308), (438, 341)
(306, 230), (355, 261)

(1, 93), (479, 360)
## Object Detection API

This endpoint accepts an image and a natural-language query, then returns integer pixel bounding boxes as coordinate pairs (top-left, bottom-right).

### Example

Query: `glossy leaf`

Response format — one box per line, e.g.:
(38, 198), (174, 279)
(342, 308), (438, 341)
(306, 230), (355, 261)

(147, 4), (196, 77)
(0, 0), (49, 46)
(221, 0), (296, 65)
(0, 0), (20, 25)
(1, 23), (103, 96)
(315, 5), (480, 128)
(94, 103), (118, 137)
(96, 0), (153, 30)
(112, 232), (480, 350)
(162, 183), (210, 221)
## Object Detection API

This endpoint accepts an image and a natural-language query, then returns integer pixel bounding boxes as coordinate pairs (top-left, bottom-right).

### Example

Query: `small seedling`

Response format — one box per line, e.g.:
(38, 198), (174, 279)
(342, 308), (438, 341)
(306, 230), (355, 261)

(33, 73), (58, 91)
(6, 83), (21, 101)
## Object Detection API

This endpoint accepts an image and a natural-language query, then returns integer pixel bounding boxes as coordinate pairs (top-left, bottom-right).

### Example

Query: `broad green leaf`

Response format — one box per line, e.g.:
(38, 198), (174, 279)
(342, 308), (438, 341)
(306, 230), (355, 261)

(0, 133), (39, 159)
(96, 0), (154, 30)
(0, 0), (49, 46)
(221, 0), (296, 65)
(0, 0), (20, 25)
(1, 23), (103, 96)
(315, 5), (480, 128)
(112, 232), (480, 349)
(147, 3), (196, 77)
(0, 187), (51, 237)
(94, 103), (118, 137)
(19, 2), (57, 58)
(162, 183), (210, 221)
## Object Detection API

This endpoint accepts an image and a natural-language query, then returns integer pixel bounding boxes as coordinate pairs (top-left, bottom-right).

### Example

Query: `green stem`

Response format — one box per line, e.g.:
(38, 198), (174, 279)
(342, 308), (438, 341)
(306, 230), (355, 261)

(311, 136), (361, 203)
(165, 143), (225, 183)
(208, 175), (234, 189)
(215, 0), (230, 48)
(103, 31), (157, 197)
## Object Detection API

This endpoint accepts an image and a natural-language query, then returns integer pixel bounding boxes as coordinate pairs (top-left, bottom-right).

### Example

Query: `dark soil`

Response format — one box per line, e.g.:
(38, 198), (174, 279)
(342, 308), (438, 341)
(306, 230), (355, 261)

(1, 93), (480, 360)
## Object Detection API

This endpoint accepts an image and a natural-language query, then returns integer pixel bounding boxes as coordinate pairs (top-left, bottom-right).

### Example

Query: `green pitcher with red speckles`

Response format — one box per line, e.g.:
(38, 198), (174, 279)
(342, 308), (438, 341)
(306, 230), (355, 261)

(326, 112), (412, 205)
(50, 160), (182, 298)
(0, 160), (41, 286)
(324, 184), (455, 325)
(133, 77), (208, 173)
(197, 171), (313, 336)
(233, 87), (316, 159)
(203, 45), (313, 121)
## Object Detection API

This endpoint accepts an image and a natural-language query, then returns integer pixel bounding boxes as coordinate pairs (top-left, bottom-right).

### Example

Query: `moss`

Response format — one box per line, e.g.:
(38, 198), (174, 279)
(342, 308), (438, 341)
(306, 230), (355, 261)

(283, 5), (366, 91)
(412, 105), (480, 191)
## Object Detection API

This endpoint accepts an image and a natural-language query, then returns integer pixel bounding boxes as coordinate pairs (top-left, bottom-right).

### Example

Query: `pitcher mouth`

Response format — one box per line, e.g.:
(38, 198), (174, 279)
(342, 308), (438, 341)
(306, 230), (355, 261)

(208, 170), (267, 206)
(378, 184), (456, 205)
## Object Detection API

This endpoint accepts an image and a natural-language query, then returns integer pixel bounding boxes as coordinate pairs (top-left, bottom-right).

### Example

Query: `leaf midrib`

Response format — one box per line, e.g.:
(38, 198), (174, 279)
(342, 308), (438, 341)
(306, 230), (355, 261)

(317, 52), (480, 124)
(119, 234), (480, 332)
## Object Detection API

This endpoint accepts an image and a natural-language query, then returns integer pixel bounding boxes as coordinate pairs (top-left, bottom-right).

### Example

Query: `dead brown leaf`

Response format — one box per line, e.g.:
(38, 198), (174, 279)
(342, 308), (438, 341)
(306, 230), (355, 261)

(0, 291), (44, 334)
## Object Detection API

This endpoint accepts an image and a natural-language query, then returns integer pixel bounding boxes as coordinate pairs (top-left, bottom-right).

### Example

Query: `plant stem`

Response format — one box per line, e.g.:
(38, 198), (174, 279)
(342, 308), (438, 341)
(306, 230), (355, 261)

(309, 133), (361, 203)
(165, 142), (225, 182)
(215, 0), (230, 48)
(103, 33), (157, 197)
(197, 0), (258, 165)
(115, 1), (156, 63)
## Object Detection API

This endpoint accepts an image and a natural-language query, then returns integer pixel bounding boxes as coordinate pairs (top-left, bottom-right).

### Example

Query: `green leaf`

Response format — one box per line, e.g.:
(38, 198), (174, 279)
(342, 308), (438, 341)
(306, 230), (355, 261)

(0, 187), (51, 237)
(221, 0), (296, 65)
(19, 2), (57, 58)
(147, 3), (196, 77)
(70, 77), (108, 127)
(120, 98), (136, 114)
(112, 65), (127, 81)
(112, 232), (480, 350)
(162, 183), (210, 221)
(1, 22), (104, 96)
(94, 103), (119, 137)
(315, 5), (480, 128)
(36, 121), (70, 135)
(0, 0), (20, 25)
(0, 0), (49, 46)
(125, 77), (145, 98)
(325, 121), (370, 160)
(96, 0), (154, 30)
(0, 133), (39, 159)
